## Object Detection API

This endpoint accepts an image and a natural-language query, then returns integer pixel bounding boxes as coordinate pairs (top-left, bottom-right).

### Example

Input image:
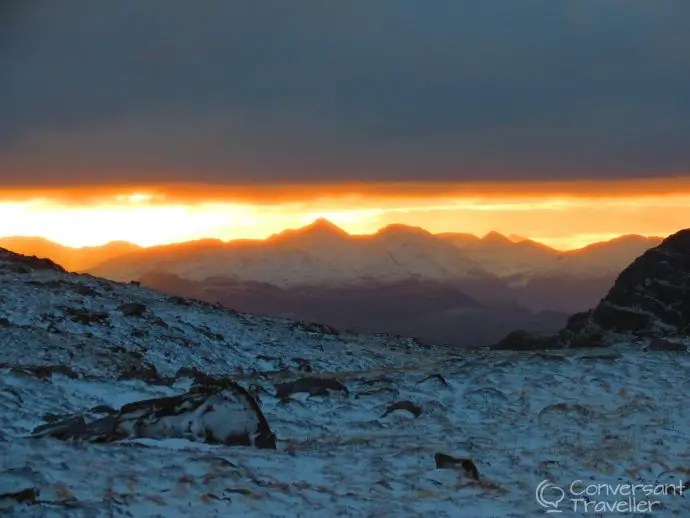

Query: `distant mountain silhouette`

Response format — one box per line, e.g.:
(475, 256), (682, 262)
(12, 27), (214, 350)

(88, 220), (491, 287)
(0, 237), (141, 272)
(0, 222), (664, 347)
(268, 218), (350, 242)
(438, 231), (662, 312)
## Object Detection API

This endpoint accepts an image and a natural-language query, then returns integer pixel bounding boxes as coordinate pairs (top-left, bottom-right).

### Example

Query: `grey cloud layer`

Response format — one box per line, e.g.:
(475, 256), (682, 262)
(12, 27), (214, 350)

(2, 0), (690, 184)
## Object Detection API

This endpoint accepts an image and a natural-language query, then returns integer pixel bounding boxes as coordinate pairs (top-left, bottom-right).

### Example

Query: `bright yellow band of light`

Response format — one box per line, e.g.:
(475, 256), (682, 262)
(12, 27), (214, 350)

(0, 177), (688, 250)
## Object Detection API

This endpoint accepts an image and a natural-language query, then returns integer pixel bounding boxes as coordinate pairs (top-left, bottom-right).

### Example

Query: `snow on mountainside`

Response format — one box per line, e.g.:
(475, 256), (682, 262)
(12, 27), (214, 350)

(438, 232), (559, 279)
(439, 232), (662, 282)
(537, 235), (664, 279)
(3, 224), (661, 293)
(2, 248), (690, 517)
(89, 220), (493, 287)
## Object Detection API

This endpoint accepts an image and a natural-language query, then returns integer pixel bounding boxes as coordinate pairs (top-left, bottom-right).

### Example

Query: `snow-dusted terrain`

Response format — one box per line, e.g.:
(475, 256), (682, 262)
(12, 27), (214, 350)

(89, 220), (489, 288)
(87, 220), (661, 289)
(1, 250), (689, 517)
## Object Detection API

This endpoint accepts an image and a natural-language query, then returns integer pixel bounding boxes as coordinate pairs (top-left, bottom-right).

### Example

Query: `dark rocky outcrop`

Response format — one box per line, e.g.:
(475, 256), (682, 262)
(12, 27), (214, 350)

(381, 400), (422, 418)
(31, 383), (276, 449)
(288, 321), (340, 336)
(588, 229), (690, 334)
(1, 363), (80, 380)
(117, 302), (147, 317)
(418, 373), (448, 387)
(62, 307), (110, 326)
(32, 416), (87, 440)
(275, 377), (348, 398)
(492, 229), (690, 350)
(434, 453), (480, 480)
(0, 488), (38, 505)
(0, 248), (66, 273)
(117, 362), (167, 385)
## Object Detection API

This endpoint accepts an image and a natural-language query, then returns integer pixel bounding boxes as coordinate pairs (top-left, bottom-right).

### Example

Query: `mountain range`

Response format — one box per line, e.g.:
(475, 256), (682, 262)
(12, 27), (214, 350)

(0, 222), (663, 347)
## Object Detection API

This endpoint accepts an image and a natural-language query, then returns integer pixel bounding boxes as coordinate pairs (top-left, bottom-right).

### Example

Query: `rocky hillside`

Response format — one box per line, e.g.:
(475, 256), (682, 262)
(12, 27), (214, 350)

(1, 247), (689, 516)
(494, 229), (690, 351)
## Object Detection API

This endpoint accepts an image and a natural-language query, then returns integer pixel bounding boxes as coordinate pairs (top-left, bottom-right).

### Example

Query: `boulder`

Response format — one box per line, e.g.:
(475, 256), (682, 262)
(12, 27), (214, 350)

(434, 453), (479, 480)
(117, 302), (147, 317)
(275, 377), (348, 398)
(381, 400), (422, 418)
(31, 383), (276, 449)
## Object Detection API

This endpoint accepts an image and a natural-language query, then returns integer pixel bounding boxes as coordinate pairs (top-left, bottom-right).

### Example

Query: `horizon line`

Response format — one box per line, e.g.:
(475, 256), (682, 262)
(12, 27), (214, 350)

(0, 217), (666, 253)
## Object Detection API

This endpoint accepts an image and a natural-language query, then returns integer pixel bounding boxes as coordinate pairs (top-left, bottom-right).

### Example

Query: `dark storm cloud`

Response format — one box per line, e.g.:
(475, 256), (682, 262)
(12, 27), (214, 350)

(1, 0), (690, 185)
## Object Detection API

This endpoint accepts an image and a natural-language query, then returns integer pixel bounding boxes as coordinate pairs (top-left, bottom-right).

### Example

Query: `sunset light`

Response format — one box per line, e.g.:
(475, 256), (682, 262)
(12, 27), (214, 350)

(3, 4), (690, 515)
(0, 178), (687, 250)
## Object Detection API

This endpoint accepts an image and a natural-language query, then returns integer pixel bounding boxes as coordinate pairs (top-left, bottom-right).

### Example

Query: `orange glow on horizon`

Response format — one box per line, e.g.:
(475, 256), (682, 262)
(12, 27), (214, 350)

(0, 177), (688, 251)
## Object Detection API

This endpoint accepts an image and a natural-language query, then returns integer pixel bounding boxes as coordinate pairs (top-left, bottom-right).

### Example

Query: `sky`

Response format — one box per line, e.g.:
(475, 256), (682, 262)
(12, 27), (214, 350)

(1, 1), (689, 248)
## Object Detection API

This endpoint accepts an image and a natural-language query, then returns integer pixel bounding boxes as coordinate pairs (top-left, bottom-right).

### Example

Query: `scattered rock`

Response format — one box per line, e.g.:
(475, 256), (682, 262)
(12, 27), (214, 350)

(358, 375), (395, 386)
(169, 295), (191, 306)
(175, 366), (215, 385)
(275, 377), (348, 398)
(291, 357), (313, 372)
(418, 373), (448, 386)
(148, 315), (169, 328)
(46, 322), (61, 334)
(42, 412), (70, 423)
(62, 307), (110, 326)
(288, 321), (340, 336)
(577, 353), (622, 362)
(434, 453), (480, 480)
(355, 387), (400, 399)
(381, 400), (422, 418)
(117, 362), (167, 385)
(32, 416), (87, 440)
(129, 280), (141, 286)
(2, 363), (80, 380)
(0, 487), (38, 505)
(117, 302), (147, 317)
(90, 404), (117, 415)
(69, 283), (99, 296)
(32, 384), (277, 449)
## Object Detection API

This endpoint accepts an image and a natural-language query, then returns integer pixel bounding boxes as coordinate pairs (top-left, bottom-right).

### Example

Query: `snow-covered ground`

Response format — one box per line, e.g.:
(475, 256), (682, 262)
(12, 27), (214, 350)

(1, 253), (689, 516)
